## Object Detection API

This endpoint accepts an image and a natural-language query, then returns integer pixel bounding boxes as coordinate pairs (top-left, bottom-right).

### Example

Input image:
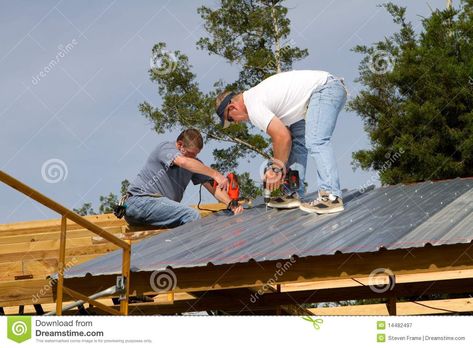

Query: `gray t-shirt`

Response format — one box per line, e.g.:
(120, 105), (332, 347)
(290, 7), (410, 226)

(127, 141), (211, 202)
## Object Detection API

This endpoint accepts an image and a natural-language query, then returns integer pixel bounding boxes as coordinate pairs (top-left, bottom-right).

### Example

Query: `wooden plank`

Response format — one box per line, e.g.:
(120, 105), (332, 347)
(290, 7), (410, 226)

(0, 227), (163, 256)
(0, 203), (218, 236)
(0, 244), (119, 263)
(62, 286), (121, 316)
(120, 240), (131, 315)
(0, 279), (54, 306)
(153, 292), (195, 304)
(281, 269), (473, 292)
(0, 172), (128, 247)
(0, 214), (125, 235)
(0, 237), (95, 255)
(0, 225), (125, 244)
(55, 216), (67, 314)
(2, 298), (116, 315)
(308, 298), (473, 316)
(0, 254), (102, 282)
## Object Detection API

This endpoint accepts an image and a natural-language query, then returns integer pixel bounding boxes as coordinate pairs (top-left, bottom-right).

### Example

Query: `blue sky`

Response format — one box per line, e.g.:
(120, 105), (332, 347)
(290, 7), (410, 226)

(0, 0), (447, 223)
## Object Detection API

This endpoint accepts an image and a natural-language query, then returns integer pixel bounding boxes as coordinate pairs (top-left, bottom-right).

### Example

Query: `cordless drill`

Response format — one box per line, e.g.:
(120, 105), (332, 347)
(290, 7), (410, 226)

(212, 173), (240, 209)
(263, 166), (300, 203)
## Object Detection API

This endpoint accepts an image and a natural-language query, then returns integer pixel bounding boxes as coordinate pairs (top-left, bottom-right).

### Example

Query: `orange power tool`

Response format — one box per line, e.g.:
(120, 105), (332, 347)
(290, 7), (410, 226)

(213, 173), (240, 208)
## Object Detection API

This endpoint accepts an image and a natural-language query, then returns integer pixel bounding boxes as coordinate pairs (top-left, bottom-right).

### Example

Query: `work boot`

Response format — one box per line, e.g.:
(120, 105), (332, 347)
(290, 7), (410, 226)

(267, 192), (301, 209)
(299, 190), (344, 214)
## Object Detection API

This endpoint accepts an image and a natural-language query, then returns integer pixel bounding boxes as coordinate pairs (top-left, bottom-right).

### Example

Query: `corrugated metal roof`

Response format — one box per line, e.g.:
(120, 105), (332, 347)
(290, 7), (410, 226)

(63, 178), (473, 279)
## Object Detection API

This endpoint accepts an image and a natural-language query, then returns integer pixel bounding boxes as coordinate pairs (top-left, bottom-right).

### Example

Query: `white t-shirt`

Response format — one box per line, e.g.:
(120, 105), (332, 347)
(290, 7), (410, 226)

(243, 70), (330, 132)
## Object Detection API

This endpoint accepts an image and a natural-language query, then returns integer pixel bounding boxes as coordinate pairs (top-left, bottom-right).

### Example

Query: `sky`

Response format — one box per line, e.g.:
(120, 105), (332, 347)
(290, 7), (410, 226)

(0, 0), (448, 224)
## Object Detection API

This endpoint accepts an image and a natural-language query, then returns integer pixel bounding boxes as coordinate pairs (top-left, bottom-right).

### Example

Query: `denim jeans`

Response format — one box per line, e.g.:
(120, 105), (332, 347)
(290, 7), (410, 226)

(283, 119), (307, 198)
(124, 195), (200, 227)
(285, 76), (347, 199)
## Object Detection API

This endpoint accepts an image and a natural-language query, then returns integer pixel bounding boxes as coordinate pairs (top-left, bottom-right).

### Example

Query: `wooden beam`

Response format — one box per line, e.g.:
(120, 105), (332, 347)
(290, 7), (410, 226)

(120, 240), (131, 315)
(280, 268), (473, 292)
(0, 254), (110, 282)
(74, 277), (473, 315)
(309, 297), (473, 316)
(64, 243), (473, 296)
(0, 244), (119, 263)
(0, 225), (123, 244)
(1, 298), (116, 315)
(55, 216), (67, 315)
(0, 204), (218, 236)
(0, 214), (124, 236)
(62, 286), (121, 316)
(387, 297), (397, 316)
(0, 279), (54, 307)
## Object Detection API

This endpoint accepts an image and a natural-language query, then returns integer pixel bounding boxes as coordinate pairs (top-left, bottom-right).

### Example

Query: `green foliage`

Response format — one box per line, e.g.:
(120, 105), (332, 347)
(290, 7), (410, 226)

(235, 172), (262, 199)
(140, 0), (307, 198)
(73, 202), (96, 216)
(74, 179), (129, 216)
(197, 0), (308, 90)
(349, 1), (473, 184)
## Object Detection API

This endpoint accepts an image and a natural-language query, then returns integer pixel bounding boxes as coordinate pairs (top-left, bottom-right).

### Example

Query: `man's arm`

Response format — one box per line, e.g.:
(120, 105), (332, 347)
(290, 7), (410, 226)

(173, 156), (228, 190)
(266, 116), (292, 164)
(202, 182), (243, 214)
(265, 116), (292, 191)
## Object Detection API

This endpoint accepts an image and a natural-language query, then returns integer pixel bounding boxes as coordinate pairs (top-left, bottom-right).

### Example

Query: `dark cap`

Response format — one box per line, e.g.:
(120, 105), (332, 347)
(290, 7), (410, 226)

(216, 92), (236, 128)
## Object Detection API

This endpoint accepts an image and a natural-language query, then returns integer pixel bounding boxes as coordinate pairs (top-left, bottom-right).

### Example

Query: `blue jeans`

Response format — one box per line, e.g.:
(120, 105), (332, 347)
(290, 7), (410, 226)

(283, 119), (307, 198)
(285, 76), (347, 198)
(124, 195), (200, 227)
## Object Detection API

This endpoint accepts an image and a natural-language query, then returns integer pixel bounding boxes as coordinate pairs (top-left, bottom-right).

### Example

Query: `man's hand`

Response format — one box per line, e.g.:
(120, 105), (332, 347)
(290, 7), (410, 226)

(230, 204), (244, 215)
(213, 172), (229, 191)
(265, 167), (284, 191)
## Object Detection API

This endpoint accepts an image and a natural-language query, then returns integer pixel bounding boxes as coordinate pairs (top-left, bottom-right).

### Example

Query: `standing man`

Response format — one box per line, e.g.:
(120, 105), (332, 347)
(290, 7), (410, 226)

(215, 70), (347, 214)
(125, 128), (243, 227)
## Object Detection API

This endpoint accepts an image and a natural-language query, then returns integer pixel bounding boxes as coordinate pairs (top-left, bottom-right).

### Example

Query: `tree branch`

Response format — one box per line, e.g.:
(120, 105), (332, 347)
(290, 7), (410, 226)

(206, 131), (271, 159)
(270, 4), (282, 73)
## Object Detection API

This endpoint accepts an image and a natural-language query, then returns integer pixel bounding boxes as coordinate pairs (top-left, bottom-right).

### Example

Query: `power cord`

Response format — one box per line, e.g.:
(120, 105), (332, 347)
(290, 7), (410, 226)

(197, 183), (224, 212)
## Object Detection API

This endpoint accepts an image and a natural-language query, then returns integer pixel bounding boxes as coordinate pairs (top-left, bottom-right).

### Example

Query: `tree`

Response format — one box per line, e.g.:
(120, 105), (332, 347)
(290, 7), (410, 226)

(74, 179), (129, 216)
(139, 0), (308, 198)
(349, 1), (473, 185)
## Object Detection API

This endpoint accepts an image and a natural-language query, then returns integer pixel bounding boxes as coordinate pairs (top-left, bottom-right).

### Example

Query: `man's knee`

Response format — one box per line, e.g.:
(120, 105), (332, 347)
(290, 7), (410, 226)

(306, 135), (331, 150)
(181, 208), (200, 224)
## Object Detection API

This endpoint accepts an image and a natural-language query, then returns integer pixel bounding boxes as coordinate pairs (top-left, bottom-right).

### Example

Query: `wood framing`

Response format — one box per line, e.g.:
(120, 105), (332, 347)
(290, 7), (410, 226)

(62, 242), (473, 296)
(309, 298), (473, 315)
